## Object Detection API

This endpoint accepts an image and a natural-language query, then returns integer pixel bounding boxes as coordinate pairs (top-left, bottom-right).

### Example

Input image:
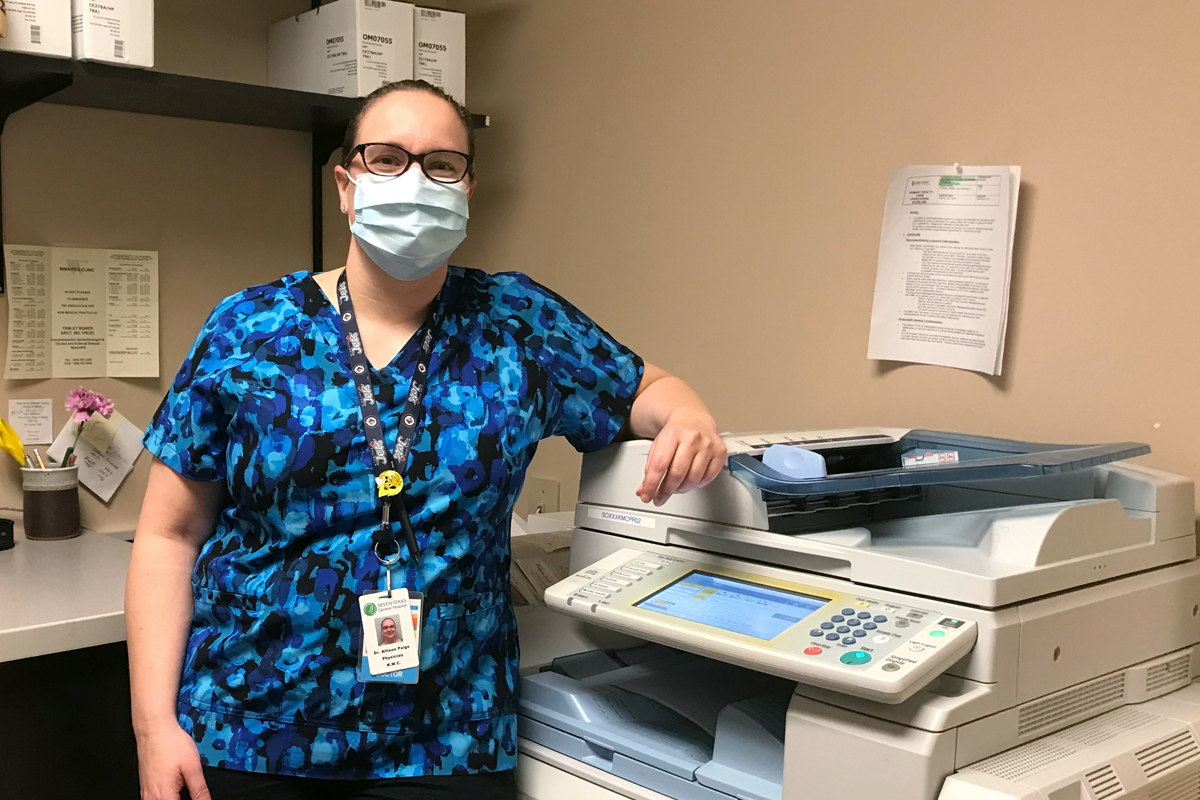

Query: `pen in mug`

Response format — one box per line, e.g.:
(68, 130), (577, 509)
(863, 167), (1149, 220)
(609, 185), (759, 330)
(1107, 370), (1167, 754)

(33, 449), (45, 469)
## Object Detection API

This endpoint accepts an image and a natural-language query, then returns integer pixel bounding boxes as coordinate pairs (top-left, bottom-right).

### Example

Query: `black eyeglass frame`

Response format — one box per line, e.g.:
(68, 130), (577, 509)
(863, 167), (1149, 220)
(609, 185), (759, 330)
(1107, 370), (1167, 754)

(344, 142), (474, 184)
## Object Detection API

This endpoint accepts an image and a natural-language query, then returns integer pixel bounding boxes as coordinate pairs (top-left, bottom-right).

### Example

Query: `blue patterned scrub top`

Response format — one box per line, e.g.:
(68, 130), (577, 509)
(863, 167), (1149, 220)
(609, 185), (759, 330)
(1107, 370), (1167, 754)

(143, 266), (644, 779)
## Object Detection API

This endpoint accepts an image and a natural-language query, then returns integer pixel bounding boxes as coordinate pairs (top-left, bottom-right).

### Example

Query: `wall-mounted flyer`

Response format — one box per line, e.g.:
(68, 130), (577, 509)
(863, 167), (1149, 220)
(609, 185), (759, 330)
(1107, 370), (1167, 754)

(867, 166), (1020, 376)
(3, 244), (159, 379)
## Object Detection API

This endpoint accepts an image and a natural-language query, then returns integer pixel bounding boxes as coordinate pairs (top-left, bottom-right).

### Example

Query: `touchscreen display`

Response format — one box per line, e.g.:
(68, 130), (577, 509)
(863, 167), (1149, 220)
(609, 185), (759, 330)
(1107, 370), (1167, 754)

(635, 571), (829, 640)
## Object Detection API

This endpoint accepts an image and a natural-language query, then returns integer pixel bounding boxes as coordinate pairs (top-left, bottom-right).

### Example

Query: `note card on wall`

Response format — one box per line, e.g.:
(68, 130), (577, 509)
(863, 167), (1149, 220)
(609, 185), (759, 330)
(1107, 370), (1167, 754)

(867, 166), (1020, 376)
(3, 245), (160, 379)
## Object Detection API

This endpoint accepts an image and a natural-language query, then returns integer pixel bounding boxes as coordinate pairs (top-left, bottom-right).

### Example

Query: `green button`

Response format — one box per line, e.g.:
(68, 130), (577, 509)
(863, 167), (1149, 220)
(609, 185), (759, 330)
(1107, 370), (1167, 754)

(840, 651), (871, 665)
(930, 630), (946, 637)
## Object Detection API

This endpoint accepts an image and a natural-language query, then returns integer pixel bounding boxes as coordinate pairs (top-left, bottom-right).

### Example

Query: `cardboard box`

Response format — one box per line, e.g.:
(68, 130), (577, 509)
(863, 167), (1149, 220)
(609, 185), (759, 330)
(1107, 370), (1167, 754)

(413, 6), (465, 104)
(0, 0), (72, 58)
(71, 0), (154, 68)
(268, 0), (414, 98)
(267, 13), (317, 93)
(320, 0), (414, 97)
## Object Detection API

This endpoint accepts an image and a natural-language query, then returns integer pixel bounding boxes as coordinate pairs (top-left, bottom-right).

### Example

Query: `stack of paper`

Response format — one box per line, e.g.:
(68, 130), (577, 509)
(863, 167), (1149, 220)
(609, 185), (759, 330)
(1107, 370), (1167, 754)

(510, 526), (572, 607)
(867, 166), (1021, 376)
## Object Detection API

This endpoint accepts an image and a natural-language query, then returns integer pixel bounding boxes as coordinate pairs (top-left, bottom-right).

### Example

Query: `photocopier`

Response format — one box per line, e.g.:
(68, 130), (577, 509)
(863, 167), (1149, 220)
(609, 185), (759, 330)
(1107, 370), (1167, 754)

(515, 429), (1200, 800)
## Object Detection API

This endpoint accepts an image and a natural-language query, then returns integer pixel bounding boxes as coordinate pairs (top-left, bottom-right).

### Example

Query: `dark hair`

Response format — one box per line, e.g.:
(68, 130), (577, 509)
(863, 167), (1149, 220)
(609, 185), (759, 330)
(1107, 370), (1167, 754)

(340, 79), (475, 176)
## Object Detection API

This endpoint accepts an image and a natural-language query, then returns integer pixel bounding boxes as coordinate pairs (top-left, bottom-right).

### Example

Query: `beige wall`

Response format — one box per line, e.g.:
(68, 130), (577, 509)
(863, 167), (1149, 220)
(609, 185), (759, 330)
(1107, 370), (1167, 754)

(451, 0), (1200, 515)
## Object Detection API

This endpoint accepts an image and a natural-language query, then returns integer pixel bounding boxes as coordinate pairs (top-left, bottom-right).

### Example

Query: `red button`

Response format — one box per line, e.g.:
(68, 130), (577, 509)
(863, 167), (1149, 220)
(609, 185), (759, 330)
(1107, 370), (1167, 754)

(804, 646), (823, 656)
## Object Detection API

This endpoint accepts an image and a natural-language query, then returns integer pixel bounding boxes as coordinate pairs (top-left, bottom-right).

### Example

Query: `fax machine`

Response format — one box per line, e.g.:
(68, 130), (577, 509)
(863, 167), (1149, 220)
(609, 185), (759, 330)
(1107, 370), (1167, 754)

(516, 429), (1200, 800)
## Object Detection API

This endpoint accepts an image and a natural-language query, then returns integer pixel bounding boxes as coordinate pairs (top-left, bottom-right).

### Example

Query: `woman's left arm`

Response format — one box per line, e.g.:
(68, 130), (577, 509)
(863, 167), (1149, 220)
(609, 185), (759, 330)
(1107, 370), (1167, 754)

(625, 362), (727, 505)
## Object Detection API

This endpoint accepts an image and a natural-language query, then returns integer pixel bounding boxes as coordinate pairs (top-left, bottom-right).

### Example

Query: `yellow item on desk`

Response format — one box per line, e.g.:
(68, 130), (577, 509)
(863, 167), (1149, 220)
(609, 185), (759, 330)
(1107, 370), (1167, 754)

(0, 419), (26, 466)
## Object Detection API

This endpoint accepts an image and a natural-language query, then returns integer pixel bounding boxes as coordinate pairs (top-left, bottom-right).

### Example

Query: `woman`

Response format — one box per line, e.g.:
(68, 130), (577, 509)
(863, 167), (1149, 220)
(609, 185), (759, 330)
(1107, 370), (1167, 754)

(127, 80), (725, 800)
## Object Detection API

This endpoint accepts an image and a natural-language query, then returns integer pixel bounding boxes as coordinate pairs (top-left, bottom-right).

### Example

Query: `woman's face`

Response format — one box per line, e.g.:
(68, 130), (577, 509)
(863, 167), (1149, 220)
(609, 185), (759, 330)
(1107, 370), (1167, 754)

(334, 90), (475, 224)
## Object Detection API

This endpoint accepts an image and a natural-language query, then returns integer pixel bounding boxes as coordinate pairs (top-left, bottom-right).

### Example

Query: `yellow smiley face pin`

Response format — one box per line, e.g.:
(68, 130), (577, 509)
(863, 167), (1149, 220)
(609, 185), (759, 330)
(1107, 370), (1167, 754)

(376, 470), (404, 498)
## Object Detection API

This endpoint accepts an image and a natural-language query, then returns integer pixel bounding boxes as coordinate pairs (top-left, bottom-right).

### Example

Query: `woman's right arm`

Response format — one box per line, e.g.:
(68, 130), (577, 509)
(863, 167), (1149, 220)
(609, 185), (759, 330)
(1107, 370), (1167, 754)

(126, 459), (226, 800)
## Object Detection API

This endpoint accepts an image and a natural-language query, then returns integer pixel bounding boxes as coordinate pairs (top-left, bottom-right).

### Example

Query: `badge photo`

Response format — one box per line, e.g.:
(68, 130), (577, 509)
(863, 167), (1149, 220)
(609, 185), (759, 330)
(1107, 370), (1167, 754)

(359, 590), (419, 677)
(357, 593), (424, 683)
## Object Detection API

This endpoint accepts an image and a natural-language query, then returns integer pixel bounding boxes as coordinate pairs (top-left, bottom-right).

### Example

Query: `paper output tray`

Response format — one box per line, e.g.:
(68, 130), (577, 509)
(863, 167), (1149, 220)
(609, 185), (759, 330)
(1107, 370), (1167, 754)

(518, 647), (791, 800)
(728, 430), (1149, 497)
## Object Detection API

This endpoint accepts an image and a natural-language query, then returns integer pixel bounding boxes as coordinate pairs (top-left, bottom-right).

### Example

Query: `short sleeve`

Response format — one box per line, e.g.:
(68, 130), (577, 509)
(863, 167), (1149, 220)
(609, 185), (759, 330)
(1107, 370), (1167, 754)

(143, 298), (240, 482)
(524, 279), (644, 453)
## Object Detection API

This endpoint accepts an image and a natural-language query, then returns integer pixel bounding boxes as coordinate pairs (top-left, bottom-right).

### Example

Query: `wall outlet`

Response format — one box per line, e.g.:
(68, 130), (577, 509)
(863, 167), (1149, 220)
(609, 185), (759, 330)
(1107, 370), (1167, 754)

(524, 477), (560, 515)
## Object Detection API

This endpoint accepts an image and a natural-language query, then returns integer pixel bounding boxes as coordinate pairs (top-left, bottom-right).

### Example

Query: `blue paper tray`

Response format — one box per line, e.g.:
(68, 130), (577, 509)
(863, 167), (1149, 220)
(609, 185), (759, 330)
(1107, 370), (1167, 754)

(728, 430), (1149, 498)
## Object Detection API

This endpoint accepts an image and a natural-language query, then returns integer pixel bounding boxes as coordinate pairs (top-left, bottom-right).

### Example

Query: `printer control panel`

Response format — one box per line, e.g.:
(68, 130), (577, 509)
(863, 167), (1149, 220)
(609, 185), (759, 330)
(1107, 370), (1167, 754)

(544, 548), (978, 704)
(796, 597), (965, 673)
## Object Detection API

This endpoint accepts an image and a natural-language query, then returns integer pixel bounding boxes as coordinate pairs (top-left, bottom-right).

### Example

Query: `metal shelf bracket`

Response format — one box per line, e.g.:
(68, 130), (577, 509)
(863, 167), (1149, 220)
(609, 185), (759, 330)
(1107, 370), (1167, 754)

(312, 122), (346, 274)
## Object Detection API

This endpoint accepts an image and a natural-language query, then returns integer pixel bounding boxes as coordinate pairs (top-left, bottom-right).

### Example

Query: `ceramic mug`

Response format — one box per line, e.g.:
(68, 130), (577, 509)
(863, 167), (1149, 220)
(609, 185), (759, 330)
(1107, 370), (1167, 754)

(21, 467), (81, 540)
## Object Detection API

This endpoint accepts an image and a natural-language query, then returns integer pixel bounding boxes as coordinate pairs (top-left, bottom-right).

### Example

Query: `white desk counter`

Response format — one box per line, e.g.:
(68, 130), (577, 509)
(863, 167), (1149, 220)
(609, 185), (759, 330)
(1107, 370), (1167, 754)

(0, 523), (133, 663)
(0, 518), (597, 668)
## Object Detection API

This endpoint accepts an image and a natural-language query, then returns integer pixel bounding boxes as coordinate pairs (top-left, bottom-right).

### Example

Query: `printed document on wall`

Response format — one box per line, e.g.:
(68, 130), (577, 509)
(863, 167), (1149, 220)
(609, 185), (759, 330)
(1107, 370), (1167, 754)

(7, 399), (55, 445)
(106, 250), (159, 377)
(3, 245), (52, 379)
(867, 166), (1020, 375)
(51, 247), (107, 378)
(4, 245), (160, 379)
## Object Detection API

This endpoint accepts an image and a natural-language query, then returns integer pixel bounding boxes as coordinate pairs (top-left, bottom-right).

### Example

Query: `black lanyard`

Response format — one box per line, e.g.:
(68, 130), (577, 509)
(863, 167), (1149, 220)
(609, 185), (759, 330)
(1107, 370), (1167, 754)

(336, 271), (437, 566)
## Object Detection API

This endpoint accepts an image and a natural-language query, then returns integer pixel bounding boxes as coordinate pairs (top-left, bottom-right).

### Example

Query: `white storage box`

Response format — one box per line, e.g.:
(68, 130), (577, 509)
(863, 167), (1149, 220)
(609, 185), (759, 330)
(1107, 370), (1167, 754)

(413, 6), (465, 103)
(0, 0), (72, 58)
(268, 0), (414, 97)
(267, 13), (318, 93)
(71, 0), (154, 68)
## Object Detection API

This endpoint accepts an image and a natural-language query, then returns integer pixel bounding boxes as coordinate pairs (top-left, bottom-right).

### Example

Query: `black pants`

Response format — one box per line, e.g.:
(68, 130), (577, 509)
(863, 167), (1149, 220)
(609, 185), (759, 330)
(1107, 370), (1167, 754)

(198, 766), (517, 800)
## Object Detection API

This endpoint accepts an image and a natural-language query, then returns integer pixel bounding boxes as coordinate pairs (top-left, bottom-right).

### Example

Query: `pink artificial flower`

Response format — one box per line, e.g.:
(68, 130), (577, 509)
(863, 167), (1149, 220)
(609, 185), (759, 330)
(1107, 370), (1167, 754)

(64, 387), (114, 424)
(64, 389), (93, 423)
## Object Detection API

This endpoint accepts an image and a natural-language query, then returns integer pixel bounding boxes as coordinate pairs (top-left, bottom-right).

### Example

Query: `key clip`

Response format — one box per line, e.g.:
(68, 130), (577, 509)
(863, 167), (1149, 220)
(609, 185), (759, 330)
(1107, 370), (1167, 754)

(374, 540), (402, 568)
(374, 501), (403, 586)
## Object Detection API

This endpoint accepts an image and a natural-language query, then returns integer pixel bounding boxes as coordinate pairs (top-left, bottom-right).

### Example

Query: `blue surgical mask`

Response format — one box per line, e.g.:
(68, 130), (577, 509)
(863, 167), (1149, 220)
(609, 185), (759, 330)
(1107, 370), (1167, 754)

(349, 170), (470, 281)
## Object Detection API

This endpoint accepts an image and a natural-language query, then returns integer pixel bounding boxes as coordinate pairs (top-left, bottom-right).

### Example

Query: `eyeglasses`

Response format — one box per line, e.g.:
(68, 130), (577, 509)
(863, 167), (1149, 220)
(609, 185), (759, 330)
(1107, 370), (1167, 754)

(345, 143), (473, 184)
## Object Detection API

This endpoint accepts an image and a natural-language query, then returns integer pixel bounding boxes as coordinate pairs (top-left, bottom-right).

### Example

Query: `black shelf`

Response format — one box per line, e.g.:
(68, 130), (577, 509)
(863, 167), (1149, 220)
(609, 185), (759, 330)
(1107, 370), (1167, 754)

(0, 51), (488, 286)
(4, 52), (359, 132)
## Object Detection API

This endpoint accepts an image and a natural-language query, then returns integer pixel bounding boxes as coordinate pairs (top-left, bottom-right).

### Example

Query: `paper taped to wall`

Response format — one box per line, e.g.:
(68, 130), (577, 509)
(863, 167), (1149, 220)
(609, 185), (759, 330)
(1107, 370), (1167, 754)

(867, 166), (1020, 375)
(105, 250), (160, 377)
(47, 411), (144, 503)
(6, 399), (55, 445)
(79, 409), (122, 452)
(3, 245), (160, 379)
(3, 245), (52, 378)
(51, 247), (107, 378)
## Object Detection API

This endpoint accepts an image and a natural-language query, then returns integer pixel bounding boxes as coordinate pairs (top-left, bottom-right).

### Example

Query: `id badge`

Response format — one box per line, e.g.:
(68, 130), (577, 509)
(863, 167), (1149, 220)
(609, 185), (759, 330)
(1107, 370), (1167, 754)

(358, 592), (423, 683)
